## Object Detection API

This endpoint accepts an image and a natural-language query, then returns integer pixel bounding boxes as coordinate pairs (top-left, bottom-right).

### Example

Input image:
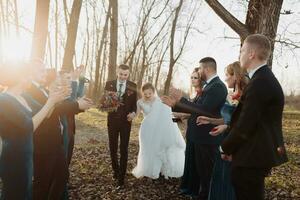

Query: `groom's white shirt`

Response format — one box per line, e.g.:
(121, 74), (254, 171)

(116, 79), (127, 95)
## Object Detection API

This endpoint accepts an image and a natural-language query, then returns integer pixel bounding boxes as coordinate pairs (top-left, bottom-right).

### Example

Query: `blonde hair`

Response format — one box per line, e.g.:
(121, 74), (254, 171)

(226, 61), (248, 92)
(244, 34), (271, 61)
(190, 67), (203, 99)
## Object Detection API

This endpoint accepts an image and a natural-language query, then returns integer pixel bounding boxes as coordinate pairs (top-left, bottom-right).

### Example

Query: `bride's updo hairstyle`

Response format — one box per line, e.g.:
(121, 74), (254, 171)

(141, 83), (155, 92)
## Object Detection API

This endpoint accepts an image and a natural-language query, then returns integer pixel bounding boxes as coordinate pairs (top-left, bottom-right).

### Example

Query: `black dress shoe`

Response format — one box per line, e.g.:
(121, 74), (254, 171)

(178, 189), (190, 196)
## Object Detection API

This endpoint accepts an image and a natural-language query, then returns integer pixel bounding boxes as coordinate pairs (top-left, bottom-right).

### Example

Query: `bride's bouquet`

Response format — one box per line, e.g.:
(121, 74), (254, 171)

(98, 91), (122, 112)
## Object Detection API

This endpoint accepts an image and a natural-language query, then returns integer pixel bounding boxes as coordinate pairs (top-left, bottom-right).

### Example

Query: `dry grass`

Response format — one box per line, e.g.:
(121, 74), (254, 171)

(69, 108), (300, 199)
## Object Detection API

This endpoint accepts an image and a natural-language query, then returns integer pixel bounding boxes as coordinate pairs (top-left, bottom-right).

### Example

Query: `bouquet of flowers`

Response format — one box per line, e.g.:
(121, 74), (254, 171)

(98, 91), (122, 112)
(227, 91), (241, 106)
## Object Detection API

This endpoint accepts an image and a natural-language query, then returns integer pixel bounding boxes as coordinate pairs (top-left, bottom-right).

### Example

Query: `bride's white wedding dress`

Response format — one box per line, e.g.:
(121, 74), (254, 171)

(132, 97), (186, 179)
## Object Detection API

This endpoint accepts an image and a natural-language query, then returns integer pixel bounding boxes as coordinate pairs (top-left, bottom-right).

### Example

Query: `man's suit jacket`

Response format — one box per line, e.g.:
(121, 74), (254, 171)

(23, 83), (80, 155)
(104, 80), (137, 125)
(173, 77), (227, 144)
(222, 65), (288, 168)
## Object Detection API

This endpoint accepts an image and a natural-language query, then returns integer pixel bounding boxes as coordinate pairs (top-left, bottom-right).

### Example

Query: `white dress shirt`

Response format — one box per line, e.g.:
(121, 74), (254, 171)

(248, 63), (267, 79)
(116, 79), (127, 96)
(203, 74), (218, 89)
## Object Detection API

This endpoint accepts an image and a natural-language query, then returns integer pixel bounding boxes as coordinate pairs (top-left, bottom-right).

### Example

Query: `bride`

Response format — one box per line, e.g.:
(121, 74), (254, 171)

(132, 83), (185, 179)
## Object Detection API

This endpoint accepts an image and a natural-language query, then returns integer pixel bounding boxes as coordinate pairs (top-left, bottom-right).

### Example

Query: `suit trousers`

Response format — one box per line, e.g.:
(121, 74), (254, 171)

(194, 144), (218, 199)
(231, 166), (271, 200)
(107, 117), (132, 184)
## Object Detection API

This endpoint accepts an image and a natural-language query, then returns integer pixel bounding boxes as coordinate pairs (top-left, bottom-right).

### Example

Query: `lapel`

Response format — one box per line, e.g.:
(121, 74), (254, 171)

(229, 67), (268, 126)
(203, 77), (219, 91)
(250, 65), (268, 80)
(201, 76), (220, 97)
(122, 81), (132, 98)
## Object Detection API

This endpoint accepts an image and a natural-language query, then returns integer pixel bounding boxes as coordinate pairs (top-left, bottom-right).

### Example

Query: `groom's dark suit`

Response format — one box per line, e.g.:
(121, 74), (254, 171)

(104, 80), (137, 185)
(221, 65), (288, 200)
(174, 76), (227, 199)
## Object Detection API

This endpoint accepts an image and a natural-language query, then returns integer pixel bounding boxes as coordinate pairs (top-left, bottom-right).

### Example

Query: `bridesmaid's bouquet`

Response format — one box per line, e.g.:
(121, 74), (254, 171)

(227, 91), (241, 106)
(98, 91), (122, 112)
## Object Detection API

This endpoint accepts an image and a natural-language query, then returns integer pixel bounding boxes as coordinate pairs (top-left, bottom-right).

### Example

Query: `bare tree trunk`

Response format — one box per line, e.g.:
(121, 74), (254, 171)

(31, 0), (51, 60)
(61, 0), (83, 72)
(205, 0), (283, 68)
(93, 3), (111, 99)
(245, 0), (283, 67)
(13, 0), (19, 37)
(0, 0), (7, 37)
(137, 38), (147, 89)
(63, 0), (70, 29)
(107, 0), (118, 81)
(47, 31), (53, 67)
(97, 42), (108, 97)
(84, 3), (90, 68)
(155, 44), (168, 88)
(164, 0), (183, 95)
(5, 0), (9, 34)
(132, 44), (143, 82)
(55, 0), (59, 70)
(124, 0), (156, 72)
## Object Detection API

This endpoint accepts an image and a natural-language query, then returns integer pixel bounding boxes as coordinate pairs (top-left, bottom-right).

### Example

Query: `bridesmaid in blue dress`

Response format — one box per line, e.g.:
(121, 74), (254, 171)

(0, 63), (67, 199)
(173, 67), (204, 197)
(196, 61), (248, 200)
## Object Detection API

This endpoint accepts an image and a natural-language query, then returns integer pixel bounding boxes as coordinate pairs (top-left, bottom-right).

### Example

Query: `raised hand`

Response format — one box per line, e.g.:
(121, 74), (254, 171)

(196, 116), (211, 125)
(71, 64), (86, 81)
(48, 85), (70, 105)
(77, 96), (94, 110)
(169, 87), (183, 102)
(161, 96), (177, 107)
(209, 124), (228, 136)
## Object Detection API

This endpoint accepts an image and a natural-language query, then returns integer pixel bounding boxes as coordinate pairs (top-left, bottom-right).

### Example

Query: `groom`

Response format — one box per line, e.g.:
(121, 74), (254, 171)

(104, 64), (137, 188)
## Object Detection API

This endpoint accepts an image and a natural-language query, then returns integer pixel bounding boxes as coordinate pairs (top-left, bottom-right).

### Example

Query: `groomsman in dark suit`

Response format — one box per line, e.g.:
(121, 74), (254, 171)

(221, 34), (288, 200)
(104, 64), (137, 188)
(162, 57), (227, 199)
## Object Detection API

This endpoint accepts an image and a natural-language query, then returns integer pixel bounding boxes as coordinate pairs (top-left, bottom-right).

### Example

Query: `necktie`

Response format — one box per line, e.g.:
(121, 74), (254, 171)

(118, 83), (123, 98)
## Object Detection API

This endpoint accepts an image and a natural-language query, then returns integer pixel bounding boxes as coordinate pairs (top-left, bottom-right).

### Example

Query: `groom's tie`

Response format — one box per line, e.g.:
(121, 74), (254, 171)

(118, 83), (123, 99)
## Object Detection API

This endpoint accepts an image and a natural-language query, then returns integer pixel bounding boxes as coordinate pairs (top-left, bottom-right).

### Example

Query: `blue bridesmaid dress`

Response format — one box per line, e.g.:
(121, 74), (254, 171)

(208, 102), (236, 200)
(0, 93), (34, 200)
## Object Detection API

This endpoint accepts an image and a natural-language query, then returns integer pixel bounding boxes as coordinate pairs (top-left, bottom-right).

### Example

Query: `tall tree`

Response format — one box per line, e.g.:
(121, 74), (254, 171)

(107, 0), (118, 81)
(164, 0), (194, 94)
(62, 0), (83, 72)
(205, 0), (284, 68)
(31, 0), (51, 60)
(93, 2), (111, 99)
(13, 0), (19, 37)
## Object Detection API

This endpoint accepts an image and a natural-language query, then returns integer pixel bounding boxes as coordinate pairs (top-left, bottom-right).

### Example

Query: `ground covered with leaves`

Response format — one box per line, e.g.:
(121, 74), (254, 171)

(69, 109), (300, 200)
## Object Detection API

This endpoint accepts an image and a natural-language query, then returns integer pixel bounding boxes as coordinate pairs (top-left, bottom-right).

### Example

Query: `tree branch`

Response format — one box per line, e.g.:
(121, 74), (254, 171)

(205, 0), (249, 39)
